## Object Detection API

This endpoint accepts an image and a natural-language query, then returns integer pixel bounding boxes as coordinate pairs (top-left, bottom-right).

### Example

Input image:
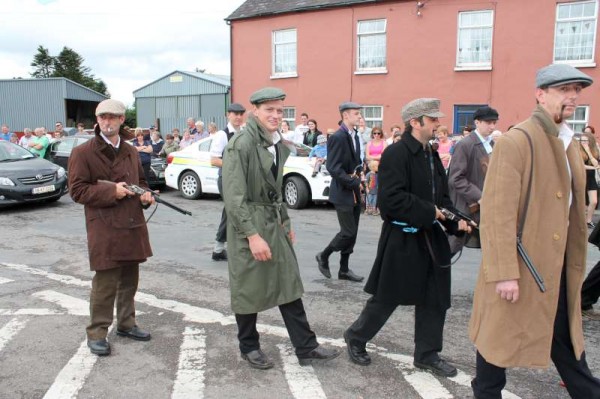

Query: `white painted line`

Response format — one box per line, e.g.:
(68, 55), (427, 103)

(0, 317), (28, 352)
(448, 369), (472, 387)
(0, 263), (89, 288)
(43, 327), (113, 399)
(136, 292), (229, 325)
(0, 277), (13, 284)
(0, 309), (63, 316)
(277, 344), (327, 399)
(501, 390), (522, 399)
(172, 327), (206, 399)
(33, 290), (89, 316)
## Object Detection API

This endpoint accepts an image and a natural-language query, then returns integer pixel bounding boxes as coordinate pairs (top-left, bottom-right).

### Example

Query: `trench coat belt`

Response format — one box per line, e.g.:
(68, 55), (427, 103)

(390, 221), (419, 233)
(247, 200), (284, 225)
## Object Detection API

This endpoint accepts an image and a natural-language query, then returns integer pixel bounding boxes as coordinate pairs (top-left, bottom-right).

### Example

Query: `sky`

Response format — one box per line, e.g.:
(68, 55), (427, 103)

(0, 0), (247, 106)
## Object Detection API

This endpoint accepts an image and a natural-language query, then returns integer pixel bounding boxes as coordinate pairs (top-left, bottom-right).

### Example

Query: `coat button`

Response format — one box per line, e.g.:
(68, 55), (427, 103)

(553, 233), (560, 241)
(129, 218), (134, 223)
(556, 191), (563, 198)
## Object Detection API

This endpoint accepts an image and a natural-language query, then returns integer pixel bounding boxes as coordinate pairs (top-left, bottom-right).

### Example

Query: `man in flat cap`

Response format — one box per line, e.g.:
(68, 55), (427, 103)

(68, 99), (155, 356)
(344, 98), (470, 375)
(448, 105), (499, 253)
(470, 64), (600, 398)
(222, 87), (339, 370)
(315, 101), (365, 283)
(210, 102), (246, 261)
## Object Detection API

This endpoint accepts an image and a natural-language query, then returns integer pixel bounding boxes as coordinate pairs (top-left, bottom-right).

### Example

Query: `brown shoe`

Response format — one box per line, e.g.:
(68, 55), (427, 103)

(582, 308), (600, 320)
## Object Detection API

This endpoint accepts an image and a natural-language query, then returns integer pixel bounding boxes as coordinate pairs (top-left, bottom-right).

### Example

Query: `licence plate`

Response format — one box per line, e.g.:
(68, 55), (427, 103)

(32, 185), (55, 194)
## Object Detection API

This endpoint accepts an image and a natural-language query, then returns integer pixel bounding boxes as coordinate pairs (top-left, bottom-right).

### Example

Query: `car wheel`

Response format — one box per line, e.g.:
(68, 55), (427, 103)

(284, 176), (310, 209)
(179, 171), (202, 200)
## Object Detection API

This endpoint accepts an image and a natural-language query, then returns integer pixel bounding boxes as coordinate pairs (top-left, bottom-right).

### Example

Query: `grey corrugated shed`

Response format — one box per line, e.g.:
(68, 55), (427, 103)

(226, 0), (389, 20)
(0, 78), (107, 131)
(133, 71), (230, 98)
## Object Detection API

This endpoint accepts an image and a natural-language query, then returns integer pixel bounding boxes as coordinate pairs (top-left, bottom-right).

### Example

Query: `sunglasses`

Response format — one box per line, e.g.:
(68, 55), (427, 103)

(373, 132), (382, 136)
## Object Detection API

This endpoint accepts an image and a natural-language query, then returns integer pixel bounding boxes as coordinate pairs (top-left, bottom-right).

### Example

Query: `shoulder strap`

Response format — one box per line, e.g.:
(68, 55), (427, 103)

(512, 127), (534, 239)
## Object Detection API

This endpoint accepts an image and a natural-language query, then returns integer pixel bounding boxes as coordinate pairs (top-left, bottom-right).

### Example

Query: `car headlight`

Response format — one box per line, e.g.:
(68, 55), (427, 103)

(0, 177), (15, 186)
(56, 167), (66, 179)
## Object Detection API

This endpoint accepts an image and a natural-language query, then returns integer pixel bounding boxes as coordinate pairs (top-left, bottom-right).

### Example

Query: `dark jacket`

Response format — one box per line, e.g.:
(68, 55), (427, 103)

(327, 126), (362, 206)
(364, 132), (462, 308)
(68, 127), (153, 271)
(303, 130), (322, 147)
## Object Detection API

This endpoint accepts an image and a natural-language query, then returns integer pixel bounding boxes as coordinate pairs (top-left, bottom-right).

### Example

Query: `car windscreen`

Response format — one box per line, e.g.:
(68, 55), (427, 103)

(0, 142), (36, 161)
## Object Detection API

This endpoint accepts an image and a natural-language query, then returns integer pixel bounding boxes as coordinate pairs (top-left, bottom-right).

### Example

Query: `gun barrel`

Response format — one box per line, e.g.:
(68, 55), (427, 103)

(155, 196), (193, 216)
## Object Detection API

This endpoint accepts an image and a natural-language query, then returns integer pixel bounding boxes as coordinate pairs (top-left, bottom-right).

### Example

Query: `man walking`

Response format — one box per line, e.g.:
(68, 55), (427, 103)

(69, 99), (154, 356)
(448, 105), (499, 252)
(343, 98), (470, 376)
(469, 64), (600, 399)
(222, 87), (339, 370)
(316, 102), (364, 282)
(210, 103), (245, 261)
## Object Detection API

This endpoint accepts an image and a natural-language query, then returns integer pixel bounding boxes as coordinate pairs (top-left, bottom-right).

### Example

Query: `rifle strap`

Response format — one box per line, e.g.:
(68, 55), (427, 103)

(512, 127), (534, 240)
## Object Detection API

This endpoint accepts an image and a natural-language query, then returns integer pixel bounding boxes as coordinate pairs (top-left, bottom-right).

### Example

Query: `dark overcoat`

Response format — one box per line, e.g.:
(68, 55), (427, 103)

(68, 127), (152, 271)
(327, 126), (362, 206)
(364, 132), (462, 309)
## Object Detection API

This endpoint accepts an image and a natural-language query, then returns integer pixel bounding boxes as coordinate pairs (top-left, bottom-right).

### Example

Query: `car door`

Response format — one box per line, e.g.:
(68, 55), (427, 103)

(48, 138), (75, 170)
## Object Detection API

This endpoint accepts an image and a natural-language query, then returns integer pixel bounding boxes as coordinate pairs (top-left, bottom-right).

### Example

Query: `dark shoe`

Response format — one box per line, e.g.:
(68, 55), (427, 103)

(241, 349), (274, 370)
(87, 338), (111, 356)
(116, 325), (152, 341)
(212, 250), (228, 261)
(343, 330), (371, 366)
(414, 358), (457, 378)
(297, 345), (340, 365)
(338, 270), (364, 282)
(316, 252), (331, 278)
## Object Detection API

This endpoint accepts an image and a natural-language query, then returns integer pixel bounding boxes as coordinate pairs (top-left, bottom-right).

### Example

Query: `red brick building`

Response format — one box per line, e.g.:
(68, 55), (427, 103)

(226, 0), (599, 135)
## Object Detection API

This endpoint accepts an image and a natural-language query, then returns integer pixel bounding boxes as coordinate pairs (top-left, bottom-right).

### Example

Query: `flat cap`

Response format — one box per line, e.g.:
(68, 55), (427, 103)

(339, 101), (362, 112)
(227, 102), (246, 113)
(249, 87), (286, 104)
(402, 98), (444, 123)
(473, 106), (499, 121)
(95, 99), (126, 116)
(536, 64), (593, 88)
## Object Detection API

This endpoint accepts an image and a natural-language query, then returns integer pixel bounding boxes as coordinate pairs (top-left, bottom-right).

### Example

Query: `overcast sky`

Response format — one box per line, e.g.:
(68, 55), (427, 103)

(1, 0), (247, 106)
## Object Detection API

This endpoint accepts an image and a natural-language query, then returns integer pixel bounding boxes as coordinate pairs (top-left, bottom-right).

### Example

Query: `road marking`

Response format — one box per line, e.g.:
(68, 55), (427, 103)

(0, 277), (13, 284)
(33, 290), (89, 316)
(0, 317), (28, 352)
(0, 309), (63, 316)
(172, 327), (206, 399)
(383, 353), (453, 399)
(278, 344), (327, 399)
(43, 327), (113, 399)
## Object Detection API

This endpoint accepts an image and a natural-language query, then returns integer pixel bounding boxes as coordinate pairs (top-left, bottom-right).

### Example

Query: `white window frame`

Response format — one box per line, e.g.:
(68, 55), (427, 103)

(283, 107), (296, 129)
(553, 0), (598, 67)
(566, 105), (590, 133)
(361, 106), (384, 128)
(455, 10), (494, 71)
(356, 19), (387, 74)
(271, 28), (297, 79)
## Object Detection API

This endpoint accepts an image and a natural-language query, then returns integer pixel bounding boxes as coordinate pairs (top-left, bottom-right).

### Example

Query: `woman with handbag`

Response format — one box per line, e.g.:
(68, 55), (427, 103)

(579, 132), (600, 228)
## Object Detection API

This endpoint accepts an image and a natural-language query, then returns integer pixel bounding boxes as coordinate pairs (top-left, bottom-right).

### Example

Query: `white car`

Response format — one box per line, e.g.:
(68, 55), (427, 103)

(164, 136), (330, 209)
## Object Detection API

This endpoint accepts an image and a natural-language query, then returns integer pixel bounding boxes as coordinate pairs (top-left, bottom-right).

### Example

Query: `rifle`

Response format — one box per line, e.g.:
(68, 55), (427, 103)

(125, 184), (192, 216)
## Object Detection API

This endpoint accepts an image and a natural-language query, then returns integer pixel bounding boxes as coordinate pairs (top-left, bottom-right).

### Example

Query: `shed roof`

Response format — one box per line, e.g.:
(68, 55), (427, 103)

(133, 70), (230, 95)
(226, 0), (390, 21)
(0, 77), (108, 102)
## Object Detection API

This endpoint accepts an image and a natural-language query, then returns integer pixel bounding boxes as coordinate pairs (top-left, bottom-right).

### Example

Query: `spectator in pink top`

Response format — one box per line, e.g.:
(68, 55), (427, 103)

(365, 126), (387, 166)
(436, 125), (453, 169)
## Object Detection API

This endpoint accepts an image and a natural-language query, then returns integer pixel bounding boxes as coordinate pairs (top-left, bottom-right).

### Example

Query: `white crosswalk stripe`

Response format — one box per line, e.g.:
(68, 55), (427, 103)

(172, 326), (207, 399)
(33, 290), (90, 316)
(278, 344), (327, 399)
(0, 277), (13, 284)
(0, 317), (28, 352)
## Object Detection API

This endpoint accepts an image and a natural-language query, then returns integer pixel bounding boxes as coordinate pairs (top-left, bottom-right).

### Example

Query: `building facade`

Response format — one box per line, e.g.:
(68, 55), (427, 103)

(227, 0), (599, 135)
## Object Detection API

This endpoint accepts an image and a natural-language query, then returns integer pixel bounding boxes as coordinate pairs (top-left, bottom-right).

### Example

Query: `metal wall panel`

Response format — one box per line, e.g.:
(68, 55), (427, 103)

(135, 97), (156, 129)
(199, 94), (228, 129)
(64, 80), (107, 102)
(134, 72), (229, 98)
(177, 96), (201, 118)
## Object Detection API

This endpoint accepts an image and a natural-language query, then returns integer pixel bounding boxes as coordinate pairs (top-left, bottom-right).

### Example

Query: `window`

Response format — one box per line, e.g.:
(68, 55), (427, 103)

(554, 1), (598, 65)
(283, 107), (296, 129)
(453, 104), (486, 134)
(357, 19), (387, 72)
(566, 106), (590, 132)
(272, 29), (297, 77)
(362, 106), (383, 128)
(456, 10), (494, 69)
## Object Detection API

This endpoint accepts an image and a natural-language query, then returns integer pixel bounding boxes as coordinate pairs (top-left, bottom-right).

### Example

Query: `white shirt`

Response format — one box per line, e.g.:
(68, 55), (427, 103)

(474, 130), (494, 154)
(559, 122), (574, 206)
(267, 132), (281, 165)
(293, 124), (309, 144)
(210, 122), (239, 159)
(100, 132), (120, 149)
(18, 135), (34, 148)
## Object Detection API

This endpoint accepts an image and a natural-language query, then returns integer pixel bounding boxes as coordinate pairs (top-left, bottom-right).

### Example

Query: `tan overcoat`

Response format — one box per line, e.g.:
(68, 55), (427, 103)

(469, 106), (587, 368)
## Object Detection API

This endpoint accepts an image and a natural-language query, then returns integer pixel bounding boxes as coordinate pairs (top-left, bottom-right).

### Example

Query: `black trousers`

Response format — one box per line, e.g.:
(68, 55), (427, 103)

(582, 259), (600, 310)
(235, 298), (319, 356)
(215, 175), (227, 243)
(472, 270), (600, 399)
(345, 270), (447, 364)
(327, 203), (361, 255)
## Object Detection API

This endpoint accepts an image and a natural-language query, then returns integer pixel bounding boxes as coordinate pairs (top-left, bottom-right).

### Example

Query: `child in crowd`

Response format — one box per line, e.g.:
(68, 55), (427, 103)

(308, 134), (328, 177)
(365, 160), (379, 215)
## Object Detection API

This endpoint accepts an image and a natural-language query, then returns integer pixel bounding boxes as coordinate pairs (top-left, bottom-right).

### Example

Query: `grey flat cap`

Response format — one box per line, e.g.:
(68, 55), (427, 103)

(339, 101), (362, 112)
(536, 64), (593, 88)
(96, 99), (126, 116)
(228, 103), (246, 113)
(249, 87), (286, 104)
(402, 98), (445, 123)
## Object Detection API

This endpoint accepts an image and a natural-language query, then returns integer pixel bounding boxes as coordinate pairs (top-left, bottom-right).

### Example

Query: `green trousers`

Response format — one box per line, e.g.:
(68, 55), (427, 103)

(86, 264), (139, 340)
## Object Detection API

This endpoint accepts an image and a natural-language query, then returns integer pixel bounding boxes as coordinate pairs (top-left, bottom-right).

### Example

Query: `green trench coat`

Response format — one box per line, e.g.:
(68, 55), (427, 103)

(222, 116), (304, 314)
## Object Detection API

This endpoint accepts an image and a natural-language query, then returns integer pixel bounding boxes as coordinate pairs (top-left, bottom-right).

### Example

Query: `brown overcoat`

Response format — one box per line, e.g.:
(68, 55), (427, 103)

(68, 127), (153, 271)
(469, 106), (587, 368)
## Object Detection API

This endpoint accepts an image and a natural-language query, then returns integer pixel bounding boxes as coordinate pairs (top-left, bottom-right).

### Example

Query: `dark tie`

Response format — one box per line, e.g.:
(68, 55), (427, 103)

(354, 133), (361, 160)
(270, 144), (279, 179)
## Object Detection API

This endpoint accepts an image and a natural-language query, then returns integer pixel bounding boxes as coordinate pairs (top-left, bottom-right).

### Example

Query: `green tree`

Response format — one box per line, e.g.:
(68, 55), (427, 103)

(30, 45), (54, 78)
(125, 105), (137, 128)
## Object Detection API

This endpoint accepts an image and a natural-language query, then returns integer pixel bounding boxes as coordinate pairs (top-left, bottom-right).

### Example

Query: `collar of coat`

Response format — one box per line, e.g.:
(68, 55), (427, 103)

(402, 131), (427, 154)
(244, 115), (278, 148)
(531, 105), (560, 138)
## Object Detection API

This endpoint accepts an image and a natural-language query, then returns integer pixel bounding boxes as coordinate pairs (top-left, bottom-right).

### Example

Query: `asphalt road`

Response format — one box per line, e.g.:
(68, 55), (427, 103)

(0, 189), (599, 399)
